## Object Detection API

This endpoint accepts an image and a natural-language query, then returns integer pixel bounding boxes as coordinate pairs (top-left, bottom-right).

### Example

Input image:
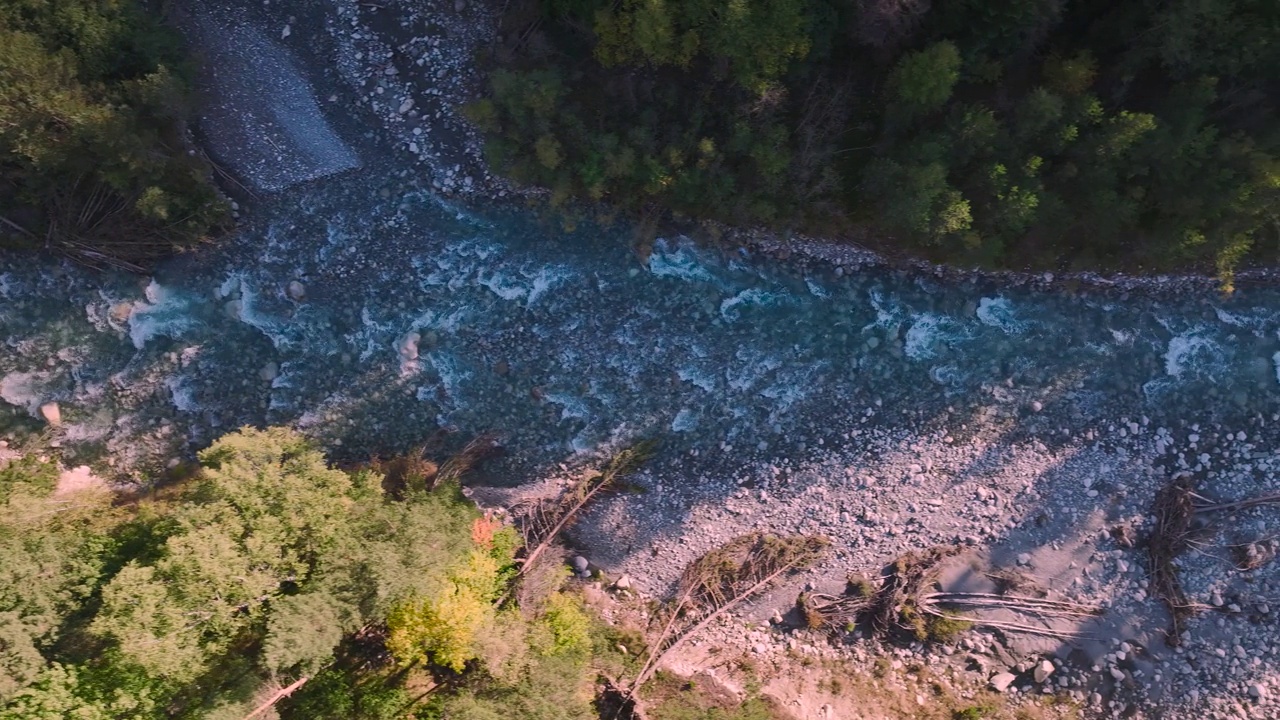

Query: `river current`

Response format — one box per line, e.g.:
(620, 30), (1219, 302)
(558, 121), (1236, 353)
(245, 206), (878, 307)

(3, 165), (1280, 478)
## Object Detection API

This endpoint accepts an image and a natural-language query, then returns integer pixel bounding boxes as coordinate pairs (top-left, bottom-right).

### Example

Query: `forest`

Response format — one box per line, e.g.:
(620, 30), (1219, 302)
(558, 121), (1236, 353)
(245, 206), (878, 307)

(472, 0), (1280, 286)
(0, 0), (225, 270)
(0, 428), (798, 720)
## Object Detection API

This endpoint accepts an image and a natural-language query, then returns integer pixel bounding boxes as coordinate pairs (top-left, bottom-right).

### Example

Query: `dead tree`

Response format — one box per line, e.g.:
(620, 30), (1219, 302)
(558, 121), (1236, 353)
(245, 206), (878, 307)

(240, 676), (309, 720)
(512, 440), (656, 583)
(504, 443), (655, 604)
(628, 533), (830, 695)
(1147, 472), (1280, 644)
(803, 546), (1102, 641)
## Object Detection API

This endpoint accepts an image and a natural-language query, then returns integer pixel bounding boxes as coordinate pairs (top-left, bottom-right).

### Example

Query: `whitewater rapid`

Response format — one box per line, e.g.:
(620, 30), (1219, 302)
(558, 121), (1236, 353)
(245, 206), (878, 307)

(2, 174), (1280, 475)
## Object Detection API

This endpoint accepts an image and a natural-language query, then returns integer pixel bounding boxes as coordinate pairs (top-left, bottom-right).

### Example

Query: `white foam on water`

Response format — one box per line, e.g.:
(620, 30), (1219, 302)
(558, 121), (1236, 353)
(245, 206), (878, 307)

(1110, 329), (1134, 345)
(759, 365), (818, 412)
(929, 364), (966, 386)
(720, 288), (785, 322)
(166, 376), (199, 412)
(805, 277), (830, 298)
(647, 239), (722, 285)
(0, 273), (14, 299)
(524, 265), (574, 305)
(426, 352), (471, 403)
(904, 313), (969, 361)
(349, 306), (397, 361)
(216, 273), (243, 299)
(569, 424), (602, 454)
(976, 297), (1029, 334)
(1215, 307), (1277, 337)
(1274, 351), (1280, 386)
(863, 290), (905, 333)
(0, 371), (53, 413)
(1141, 377), (1174, 400)
(543, 391), (589, 421)
(478, 271), (527, 301)
(1164, 330), (1226, 379)
(726, 351), (781, 392)
(677, 365), (717, 392)
(671, 408), (698, 432)
(128, 280), (199, 349)
(237, 282), (335, 354)
(405, 188), (494, 230)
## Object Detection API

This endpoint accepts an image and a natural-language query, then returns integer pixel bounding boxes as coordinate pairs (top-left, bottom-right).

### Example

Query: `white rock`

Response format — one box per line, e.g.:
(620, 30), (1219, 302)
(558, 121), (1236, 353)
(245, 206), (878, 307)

(1034, 659), (1055, 683)
(613, 575), (632, 590)
(286, 280), (306, 301)
(281, 25), (291, 39)
(39, 402), (61, 426)
(399, 98), (414, 114)
(1249, 684), (1266, 700)
(990, 672), (1017, 692)
(1017, 552), (1032, 566)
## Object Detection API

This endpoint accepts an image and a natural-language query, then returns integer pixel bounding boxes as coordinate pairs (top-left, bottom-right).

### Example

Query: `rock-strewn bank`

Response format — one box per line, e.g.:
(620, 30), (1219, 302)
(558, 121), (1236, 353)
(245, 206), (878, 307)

(484, 411), (1280, 719)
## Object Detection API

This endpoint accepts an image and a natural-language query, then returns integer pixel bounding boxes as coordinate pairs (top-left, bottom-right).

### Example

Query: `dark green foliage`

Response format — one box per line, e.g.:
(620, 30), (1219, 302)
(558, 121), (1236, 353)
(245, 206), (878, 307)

(479, 0), (1280, 282)
(0, 0), (225, 270)
(281, 667), (409, 720)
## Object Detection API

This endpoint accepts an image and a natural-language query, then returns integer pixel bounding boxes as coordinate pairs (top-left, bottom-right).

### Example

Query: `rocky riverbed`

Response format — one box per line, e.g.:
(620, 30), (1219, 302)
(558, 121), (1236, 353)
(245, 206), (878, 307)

(3, 1), (1280, 719)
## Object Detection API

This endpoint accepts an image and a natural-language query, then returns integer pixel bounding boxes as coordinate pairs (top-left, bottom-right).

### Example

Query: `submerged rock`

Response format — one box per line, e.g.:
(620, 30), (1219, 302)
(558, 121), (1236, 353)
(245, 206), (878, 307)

(259, 362), (279, 382)
(398, 331), (421, 361)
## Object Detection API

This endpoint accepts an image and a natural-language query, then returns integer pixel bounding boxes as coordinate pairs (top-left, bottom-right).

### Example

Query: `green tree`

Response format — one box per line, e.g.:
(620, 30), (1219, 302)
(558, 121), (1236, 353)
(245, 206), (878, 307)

(0, 0), (224, 268)
(887, 41), (961, 123)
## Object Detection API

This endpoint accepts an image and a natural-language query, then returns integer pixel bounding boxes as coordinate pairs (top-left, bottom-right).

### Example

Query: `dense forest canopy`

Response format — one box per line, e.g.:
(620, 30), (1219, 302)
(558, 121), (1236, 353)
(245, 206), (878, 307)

(473, 0), (1280, 285)
(0, 428), (633, 720)
(0, 0), (224, 270)
(0, 427), (802, 719)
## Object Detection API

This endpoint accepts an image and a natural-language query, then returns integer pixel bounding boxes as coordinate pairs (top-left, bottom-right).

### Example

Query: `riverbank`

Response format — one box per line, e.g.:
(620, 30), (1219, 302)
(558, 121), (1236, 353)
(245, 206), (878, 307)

(200, 0), (1280, 301)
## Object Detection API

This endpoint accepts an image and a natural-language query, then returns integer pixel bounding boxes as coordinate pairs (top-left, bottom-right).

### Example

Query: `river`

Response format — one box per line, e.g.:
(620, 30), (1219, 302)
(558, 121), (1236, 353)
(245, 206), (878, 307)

(2, 161), (1279, 479)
